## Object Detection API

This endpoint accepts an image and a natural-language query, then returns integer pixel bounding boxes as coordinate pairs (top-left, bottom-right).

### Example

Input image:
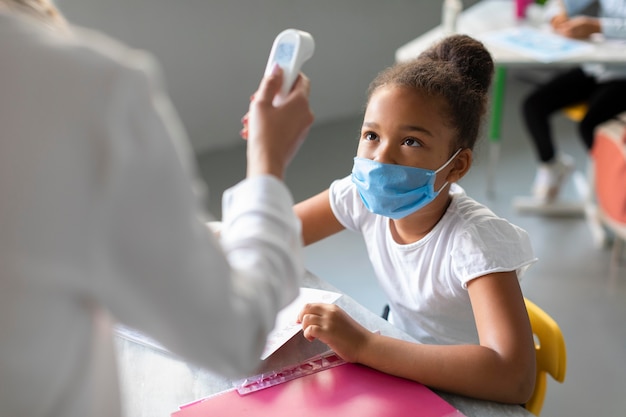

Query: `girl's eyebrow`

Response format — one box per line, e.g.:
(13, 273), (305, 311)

(362, 121), (435, 138)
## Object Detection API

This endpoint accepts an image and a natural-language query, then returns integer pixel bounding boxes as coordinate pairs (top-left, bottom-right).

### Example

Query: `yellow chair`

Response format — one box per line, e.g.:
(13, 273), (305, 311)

(562, 102), (589, 122)
(524, 298), (567, 416)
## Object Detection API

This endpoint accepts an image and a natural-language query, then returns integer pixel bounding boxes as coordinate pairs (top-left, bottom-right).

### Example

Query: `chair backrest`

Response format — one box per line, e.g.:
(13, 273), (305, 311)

(524, 298), (567, 416)
(562, 102), (588, 122)
(591, 114), (626, 225)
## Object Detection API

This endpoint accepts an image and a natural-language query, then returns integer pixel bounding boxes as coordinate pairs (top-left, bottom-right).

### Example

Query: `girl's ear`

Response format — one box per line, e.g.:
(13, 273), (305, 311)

(446, 148), (472, 183)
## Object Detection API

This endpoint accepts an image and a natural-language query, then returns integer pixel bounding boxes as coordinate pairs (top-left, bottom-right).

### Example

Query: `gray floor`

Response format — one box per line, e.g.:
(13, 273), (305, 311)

(196, 71), (626, 416)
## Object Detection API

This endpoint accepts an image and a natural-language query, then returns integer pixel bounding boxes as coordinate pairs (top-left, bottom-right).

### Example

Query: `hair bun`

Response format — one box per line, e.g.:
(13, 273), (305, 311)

(419, 34), (494, 95)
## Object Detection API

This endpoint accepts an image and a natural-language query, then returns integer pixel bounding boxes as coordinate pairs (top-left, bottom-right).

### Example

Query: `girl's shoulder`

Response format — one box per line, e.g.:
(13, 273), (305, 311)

(446, 185), (536, 281)
(447, 184), (528, 239)
(448, 184), (500, 221)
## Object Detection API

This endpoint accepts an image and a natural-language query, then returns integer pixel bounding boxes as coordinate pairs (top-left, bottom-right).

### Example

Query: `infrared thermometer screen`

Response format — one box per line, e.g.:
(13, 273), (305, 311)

(275, 42), (295, 65)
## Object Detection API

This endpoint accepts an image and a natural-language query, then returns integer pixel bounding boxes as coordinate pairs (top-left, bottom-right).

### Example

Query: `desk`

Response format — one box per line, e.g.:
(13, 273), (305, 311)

(115, 271), (533, 417)
(395, 0), (626, 197)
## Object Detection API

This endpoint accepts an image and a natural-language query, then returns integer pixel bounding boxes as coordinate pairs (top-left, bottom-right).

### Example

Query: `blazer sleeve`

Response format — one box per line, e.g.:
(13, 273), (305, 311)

(94, 48), (303, 377)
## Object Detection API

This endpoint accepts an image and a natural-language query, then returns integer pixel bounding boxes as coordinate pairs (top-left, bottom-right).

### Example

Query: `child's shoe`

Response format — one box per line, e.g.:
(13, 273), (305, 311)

(531, 154), (575, 203)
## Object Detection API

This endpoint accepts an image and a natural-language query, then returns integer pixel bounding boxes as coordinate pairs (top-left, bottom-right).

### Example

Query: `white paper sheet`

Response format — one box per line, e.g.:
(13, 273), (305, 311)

(480, 26), (595, 63)
(260, 287), (342, 360)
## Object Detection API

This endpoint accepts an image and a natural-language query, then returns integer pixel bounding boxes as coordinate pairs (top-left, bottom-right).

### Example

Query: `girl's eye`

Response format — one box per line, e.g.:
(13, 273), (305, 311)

(362, 132), (378, 141)
(403, 138), (421, 147)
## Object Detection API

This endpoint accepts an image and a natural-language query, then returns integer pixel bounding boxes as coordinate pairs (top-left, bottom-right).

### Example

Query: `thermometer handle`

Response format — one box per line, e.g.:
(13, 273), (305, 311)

(264, 29), (315, 99)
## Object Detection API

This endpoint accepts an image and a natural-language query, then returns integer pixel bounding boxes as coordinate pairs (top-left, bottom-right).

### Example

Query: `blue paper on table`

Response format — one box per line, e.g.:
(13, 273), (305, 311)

(481, 26), (595, 63)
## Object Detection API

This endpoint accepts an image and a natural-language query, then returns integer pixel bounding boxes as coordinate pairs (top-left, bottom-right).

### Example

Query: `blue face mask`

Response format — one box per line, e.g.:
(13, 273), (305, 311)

(351, 149), (462, 219)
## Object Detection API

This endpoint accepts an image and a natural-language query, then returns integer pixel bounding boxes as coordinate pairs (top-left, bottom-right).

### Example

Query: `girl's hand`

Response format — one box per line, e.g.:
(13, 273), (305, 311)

(297, 303), (374, 363)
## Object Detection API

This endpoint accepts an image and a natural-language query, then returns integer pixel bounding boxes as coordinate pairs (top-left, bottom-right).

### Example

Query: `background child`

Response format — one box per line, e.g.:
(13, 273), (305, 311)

(295, 34), (538, 404)
(521, 0), (626, 202)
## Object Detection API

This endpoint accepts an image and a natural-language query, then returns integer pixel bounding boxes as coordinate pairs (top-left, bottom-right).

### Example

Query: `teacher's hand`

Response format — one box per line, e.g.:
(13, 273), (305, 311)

(243, 65), (314, 180)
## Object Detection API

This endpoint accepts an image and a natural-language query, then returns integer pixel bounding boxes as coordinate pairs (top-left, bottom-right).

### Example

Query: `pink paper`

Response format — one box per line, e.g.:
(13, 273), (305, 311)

(173, 363), (465, 417)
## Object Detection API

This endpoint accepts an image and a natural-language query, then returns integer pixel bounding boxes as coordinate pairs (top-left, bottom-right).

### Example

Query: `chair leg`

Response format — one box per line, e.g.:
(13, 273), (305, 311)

(381, 304), (390, 320)
(611, 236), (624, 267)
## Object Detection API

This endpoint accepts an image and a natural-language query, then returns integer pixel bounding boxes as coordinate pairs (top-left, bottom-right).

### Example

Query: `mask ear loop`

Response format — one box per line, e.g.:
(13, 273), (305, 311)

(434, 148), (463, 193)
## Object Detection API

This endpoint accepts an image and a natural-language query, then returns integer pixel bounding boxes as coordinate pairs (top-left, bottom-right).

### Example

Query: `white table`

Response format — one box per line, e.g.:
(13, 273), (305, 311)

(115, 271), (534, 417)
(397, 0), (626, 66)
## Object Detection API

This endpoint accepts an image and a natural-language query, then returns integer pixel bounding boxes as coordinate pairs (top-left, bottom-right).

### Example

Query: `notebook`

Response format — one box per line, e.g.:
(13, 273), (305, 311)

(260, 287), (341, 360)
(172, 362), (465, 417)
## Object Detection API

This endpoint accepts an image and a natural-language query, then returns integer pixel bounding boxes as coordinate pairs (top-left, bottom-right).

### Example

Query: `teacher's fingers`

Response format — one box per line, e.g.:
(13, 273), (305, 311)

(254, 64), (283, 105)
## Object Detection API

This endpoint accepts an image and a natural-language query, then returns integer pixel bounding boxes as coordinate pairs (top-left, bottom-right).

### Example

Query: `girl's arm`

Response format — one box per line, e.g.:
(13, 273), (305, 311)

(553, 16), (602, 38)
(294, 189), (345, 245)
(298, 271), (536, 405)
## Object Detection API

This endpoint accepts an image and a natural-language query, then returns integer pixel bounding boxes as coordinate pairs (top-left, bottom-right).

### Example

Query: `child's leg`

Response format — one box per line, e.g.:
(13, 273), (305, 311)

(522, 68), (595, 163)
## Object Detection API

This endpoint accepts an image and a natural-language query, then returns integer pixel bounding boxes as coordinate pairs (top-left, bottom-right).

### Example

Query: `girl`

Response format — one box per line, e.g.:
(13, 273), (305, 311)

(295, 34), (537, 404)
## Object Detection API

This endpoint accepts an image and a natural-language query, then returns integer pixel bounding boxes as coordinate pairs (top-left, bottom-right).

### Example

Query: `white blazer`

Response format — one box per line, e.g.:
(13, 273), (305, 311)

(0, 12), (303, 417)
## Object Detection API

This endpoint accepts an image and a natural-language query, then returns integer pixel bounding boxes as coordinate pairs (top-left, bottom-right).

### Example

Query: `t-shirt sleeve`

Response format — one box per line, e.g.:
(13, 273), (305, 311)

(328, 175), (366, 232)
(451, 218), (537, 287)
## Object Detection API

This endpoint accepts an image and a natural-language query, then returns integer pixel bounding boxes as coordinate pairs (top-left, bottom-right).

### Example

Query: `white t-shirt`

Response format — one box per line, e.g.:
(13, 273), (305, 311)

(329, 176), (536, 345)
(0, 13), (303, 417)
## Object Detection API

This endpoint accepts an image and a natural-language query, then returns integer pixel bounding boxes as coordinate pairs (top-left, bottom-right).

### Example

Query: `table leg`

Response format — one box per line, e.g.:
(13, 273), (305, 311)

(487, 65), (507, 198)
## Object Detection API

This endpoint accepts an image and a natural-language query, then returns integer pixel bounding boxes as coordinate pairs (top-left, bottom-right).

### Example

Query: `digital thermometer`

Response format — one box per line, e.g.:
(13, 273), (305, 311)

(264, 28), (315, 99)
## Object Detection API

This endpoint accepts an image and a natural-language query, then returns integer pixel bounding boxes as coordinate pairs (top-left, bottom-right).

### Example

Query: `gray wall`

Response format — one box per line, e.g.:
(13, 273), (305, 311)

(56, 0), (478, 154)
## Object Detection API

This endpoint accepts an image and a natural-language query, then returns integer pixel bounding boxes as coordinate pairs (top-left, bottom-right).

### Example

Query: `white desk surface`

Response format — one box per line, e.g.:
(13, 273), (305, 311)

(115, 271), (533, 417)
(396, 0), (626, 67)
